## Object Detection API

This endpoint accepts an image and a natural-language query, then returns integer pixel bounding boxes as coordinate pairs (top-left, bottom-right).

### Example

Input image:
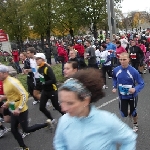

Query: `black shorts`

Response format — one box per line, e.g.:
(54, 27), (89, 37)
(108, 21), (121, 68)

(34, 78), (42, 92)
(119, 97), (138, 117)
(0, 101), (3, 107)
(0, 101), (11, 116)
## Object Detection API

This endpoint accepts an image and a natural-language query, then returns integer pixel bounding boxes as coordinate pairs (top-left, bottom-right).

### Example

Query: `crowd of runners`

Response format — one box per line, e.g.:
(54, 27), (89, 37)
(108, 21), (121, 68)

(0, 30), (150, 149)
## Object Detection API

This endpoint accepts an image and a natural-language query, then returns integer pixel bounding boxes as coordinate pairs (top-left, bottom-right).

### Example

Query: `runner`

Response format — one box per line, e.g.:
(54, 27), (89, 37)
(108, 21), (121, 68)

(112, 52), (144, 132)
(0, 65), (51, 150)
(64, 61), (78, 78)
(25, 47), (41, 104)
(34, 53), (64, 124)
(54, 68), (137, 149)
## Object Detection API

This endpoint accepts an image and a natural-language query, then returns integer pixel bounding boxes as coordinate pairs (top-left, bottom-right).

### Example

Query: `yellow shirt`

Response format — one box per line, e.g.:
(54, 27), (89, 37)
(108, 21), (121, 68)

(3, 76), (28, 112)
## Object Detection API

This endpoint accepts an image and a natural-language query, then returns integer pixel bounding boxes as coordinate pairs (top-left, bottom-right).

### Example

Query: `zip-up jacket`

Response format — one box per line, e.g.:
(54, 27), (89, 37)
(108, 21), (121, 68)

(4, 76), (28, 112)
(38, 63), (57, 91)
(113, 65), (144, 99)
(129, 46), (144, 62)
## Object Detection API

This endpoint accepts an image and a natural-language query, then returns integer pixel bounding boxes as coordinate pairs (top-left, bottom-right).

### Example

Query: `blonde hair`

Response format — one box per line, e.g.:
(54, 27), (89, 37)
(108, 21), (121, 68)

(69, 50), (77, 56)
(119, 52), (129, 58)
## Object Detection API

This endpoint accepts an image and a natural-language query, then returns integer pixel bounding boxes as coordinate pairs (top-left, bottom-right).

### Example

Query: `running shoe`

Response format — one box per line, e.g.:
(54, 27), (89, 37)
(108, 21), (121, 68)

(0, 129), (5, 137)
(14, 147), (29, 150)
(102, 85), (108, 89)
(32, 100), (40, 105)
(22, 132), (30, 138)
(0, 127), (10, 137)
(133, 123), (138, 132)
(0, 117), (4, 123)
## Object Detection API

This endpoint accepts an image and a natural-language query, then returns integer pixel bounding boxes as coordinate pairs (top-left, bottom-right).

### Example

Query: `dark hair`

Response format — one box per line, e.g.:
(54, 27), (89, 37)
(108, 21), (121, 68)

(71, 68), (105, 102)
(116, 41), (121, 45)
(86, 40), (91, 45)
(106, 37), (110, 40)
(20, 52), (27, 57)
(101, 44), (107, 49)
(26, 47), (36, 55)
(66, 61), (78, 70)
(69, 44), (73, 47)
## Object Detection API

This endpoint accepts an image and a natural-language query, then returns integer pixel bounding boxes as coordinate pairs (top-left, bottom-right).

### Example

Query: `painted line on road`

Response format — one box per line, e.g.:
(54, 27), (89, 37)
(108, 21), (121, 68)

(97, 97), (119, 109)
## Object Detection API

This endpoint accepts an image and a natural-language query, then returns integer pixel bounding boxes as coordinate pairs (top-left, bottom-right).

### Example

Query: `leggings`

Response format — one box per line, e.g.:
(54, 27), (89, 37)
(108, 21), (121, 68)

(11, 110), (47, 147)
(102, 66), (112, 84)
(39, 90), (64, 120)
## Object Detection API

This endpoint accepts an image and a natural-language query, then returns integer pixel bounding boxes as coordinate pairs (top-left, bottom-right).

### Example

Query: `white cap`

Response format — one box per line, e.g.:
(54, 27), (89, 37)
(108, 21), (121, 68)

(34, 53), (46, 60)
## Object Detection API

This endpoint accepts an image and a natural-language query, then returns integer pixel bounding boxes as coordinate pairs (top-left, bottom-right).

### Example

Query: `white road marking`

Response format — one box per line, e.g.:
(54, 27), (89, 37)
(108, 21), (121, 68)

(97, 97), (119, 109)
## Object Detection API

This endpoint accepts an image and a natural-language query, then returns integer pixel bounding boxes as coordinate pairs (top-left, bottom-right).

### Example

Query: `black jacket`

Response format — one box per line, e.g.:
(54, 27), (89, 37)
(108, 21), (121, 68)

(44, 47), (51, 58)
(24, 58), (34, 78)
(129, 46), (144, 62)
(69, 57), (87, 69)
(38, 64), (57, 91)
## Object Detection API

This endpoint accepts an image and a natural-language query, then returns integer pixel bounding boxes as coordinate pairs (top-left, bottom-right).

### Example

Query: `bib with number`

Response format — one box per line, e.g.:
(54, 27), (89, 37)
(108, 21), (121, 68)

(118, 84), (132, 95)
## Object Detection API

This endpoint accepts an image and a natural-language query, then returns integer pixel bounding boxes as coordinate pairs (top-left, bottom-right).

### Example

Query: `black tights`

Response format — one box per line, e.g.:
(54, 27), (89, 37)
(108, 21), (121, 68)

(39, 90), (64, 120)
(11, 110), (47, 147)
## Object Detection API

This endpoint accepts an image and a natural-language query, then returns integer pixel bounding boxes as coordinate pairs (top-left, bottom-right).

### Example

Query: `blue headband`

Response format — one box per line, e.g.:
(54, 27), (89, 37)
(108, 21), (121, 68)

(59, 78), (92, 98)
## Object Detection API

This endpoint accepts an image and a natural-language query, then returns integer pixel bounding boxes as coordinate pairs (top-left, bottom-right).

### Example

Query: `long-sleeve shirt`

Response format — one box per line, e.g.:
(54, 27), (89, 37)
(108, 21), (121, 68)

(106, 42), (116, 58)
(100, 50), (111, 66)
(54, 106), (137, 150)
(86, 46), (97, 64)
(38, 63), (57, 91)
(4, 76), (28, 112)
(116, 46), (126, 58)
(113, 65), (144, 99)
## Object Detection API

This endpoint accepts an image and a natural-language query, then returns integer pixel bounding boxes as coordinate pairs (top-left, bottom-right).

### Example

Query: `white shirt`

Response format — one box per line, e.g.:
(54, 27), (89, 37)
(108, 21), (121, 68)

(30, 58), (39, 78)
(120, 38), (128, 49)
(100, 51), (111, 66)
(95, 49), (101, 62)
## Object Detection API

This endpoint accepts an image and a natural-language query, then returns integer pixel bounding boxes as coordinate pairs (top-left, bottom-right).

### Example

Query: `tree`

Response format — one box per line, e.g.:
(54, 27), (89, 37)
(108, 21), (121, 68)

(0, 0), (29, 49)
(25, 0), (57, 49)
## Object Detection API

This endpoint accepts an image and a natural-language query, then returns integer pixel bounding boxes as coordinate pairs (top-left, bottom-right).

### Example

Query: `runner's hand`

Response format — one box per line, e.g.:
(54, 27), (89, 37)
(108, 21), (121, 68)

(13, 109), (21, 116)
(129, 88), (135, 94)
(1, 103), (9, 109)
(112, 88), (117, 93)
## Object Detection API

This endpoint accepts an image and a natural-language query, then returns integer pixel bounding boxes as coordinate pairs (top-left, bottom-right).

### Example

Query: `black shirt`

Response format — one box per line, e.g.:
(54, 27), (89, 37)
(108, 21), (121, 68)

(38, 64), (57, 91)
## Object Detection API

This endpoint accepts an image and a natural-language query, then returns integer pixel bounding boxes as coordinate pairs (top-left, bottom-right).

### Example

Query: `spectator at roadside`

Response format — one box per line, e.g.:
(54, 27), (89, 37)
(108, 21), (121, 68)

(57, 41), (68, 75)
(51, 42), (59, 64)
(7, 57), (19, 74)
(44, 43), (52, 65)
(11, 49), (22, 73)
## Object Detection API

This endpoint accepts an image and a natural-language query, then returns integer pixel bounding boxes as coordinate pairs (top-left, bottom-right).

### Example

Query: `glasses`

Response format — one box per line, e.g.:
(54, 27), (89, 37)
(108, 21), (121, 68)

(119, 59), (127, 61)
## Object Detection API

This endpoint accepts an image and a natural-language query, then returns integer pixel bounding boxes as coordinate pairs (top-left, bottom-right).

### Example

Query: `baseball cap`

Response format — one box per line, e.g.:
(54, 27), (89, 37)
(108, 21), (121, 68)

(34, 53), (46, 60)
(77, 40), (82, 43)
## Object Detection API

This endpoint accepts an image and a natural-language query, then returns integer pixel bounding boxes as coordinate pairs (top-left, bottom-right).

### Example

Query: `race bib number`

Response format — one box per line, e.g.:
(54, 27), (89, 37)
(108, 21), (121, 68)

(118, 84), (132, 95)
(130, 53), (136, 59)
(31, 68), (36, 72)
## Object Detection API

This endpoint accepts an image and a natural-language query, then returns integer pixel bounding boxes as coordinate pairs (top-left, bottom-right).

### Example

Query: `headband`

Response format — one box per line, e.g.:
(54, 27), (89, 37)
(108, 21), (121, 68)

(59, 78), (92, 98)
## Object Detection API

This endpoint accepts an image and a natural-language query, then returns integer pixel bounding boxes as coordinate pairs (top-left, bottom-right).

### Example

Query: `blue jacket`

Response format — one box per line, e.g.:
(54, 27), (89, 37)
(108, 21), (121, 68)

(54, 106), (137, 150)
(106, 42), (116, 57)
(113, 65), (144, 99)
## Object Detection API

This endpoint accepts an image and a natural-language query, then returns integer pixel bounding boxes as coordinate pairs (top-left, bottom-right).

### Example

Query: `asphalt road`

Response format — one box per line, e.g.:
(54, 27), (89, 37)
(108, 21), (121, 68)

(0, 67), (150, 150)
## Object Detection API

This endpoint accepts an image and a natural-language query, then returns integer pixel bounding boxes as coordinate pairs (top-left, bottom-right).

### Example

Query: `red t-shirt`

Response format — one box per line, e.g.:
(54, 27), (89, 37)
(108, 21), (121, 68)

(12, 50), (19, 62)
(0, 81), (4, 95)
